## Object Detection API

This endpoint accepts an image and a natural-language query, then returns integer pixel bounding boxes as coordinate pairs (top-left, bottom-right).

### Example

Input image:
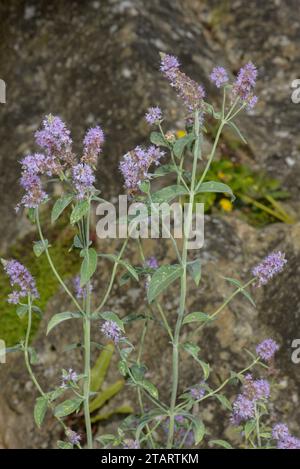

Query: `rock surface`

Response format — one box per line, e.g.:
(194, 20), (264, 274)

(0, 0), (299, 448)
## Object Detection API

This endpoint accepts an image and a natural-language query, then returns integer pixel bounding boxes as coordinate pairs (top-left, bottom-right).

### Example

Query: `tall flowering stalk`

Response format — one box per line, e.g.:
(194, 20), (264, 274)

(2, 53), (294, 450)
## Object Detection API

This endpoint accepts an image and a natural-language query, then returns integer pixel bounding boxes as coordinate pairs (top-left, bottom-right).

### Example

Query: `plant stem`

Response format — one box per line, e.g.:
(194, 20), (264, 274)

(83, 203), (93, 449)
(35, 209), (84, 314)
(255, 403), (262, 448)
(167, 110), (201, 449)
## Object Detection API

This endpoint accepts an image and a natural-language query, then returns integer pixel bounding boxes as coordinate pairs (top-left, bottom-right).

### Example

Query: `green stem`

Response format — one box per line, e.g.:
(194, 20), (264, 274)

(94, 238), (128, 313)
(192, 278), (255, 338)
(167, 110), (201, 449)
(83, 204), (93, 449)
(24, 296), (81, 447)
(36, 209), (84, 314)
(255, 403), (261, 448)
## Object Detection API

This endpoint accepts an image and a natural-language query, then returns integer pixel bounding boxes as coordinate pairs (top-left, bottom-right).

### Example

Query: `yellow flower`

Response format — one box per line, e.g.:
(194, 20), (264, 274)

(217, 171), (226, 180)
(176, 129), (187, 138)
(219, 198), (233, 212)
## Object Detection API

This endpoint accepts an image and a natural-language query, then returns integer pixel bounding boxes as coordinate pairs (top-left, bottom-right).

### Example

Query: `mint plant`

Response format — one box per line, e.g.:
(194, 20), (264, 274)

(2, 53), (297, 449)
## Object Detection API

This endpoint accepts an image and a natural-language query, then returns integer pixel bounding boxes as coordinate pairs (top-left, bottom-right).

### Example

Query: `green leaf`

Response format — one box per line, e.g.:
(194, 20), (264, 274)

(150, 131), (170, 148)
(70, 200), (89, 224)
(119, 260), (139, 281)
(80, 248), (97, 287)
(147, 264), (182, 303)
(140, 380), (159, 399)
(57, 441), (73, 449)
(73, 234), (84, 249)
(118, 360), (128, 376)
(46, 311), (82, 335)
(153, 164), (177, 178)
(28, 207), (36, 223)
(28, 346), (38, 365)
(223, 277), (256, 307)
(215, 394), (232, 411)
(151, 185), (188, 204)
(34, 397), (48, 428)
(16, 304), (28, 318)
(90, 343), (114, 393)
(51, 195), (73, 224)
(244, 419), (256, 439)
(196, 181), (235, 201)
(227, 121), (247, 144)
(173, 133), (195, 158)
(209, 439), (233, 449)
(100, 312), (125, 332)
(187, 259), (201, 286)
(91, 405), (133, 423)
(130, 363), (147, 382)
(89, 380), (124, 413)
(183, 343), (210, 379)
(33, 240), (49, 257)
(182, 312), (211, 325)
(192, 418), (205, 445)
(54, 398), (83, 418)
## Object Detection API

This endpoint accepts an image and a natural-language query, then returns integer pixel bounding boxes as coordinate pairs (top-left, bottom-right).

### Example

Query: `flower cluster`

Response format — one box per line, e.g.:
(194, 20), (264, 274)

(232, 62), (258, 109)
(61, 368), (79, 388)
(35, 114), (72, 157)
(73, 275), (93, 299)
(272, 423), (300, 449)
(101, 320), (123, 343)
(120, 145), (164, 192)
(231, 373), (270, 425)
(189, 382), (206, 401)
(160, 54), (205, 114)
(3, 259), (38, 304)
(71, 163), (95, 199)
(66, 429), (81, 446)
(146, 256), (159, 270)
(18, 116), (104, 209)
(256, 338), (279, 362)
(252, 251), (287, 287)
(210, 66), (229, 88)
(145, 106), (162, 126)
(82, 126), (105, 166)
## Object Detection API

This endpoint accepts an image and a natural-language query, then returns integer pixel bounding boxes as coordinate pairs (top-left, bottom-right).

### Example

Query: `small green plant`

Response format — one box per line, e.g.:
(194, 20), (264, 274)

(194, 158), (295, 226)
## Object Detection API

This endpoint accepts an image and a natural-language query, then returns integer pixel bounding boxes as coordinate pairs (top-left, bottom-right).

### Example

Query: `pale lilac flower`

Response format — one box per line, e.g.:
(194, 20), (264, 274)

(120, 145), (164, 192)
(61, 368), (79, 388)
(19, 172), (47, 209)
(82, 126), (105, 166)
(145, 107), (162, 125)
(3, 259), (38, 303)
(247, 95), (258, 109)
(160, 54), (205, 113)
(66, 429), (81, 446)
(190, 383), (206, 400)
(256, 339), (279, 362)
(123, 439), (140, 449)
(146, 257), (159, 270)
(252, 251), (287, 287)
(272, 423), (290, 441)
(73, 275), (93, 299)
(243, 374), (270, 401)
(101, 320), (123, 343)
(35, 114), (72, 156)
(72, 163), (95, 199)
(231, 394), (255, 425)
(277, 435), (300, 449)
(232, 62), (258, 108)
(210, 66), (229, 88)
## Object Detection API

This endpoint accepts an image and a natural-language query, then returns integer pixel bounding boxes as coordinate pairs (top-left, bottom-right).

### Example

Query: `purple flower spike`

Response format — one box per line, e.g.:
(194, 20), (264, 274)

(272, 423), (290, 441)
(252, 251), (287, 287)
(66, 429), (81, 446)
(231, 394), (255, 425)
(232, 62), (258, 108)
(256, 338), (279, 362)
(82, 126), (105, 166)
(277, 435), (300, 449)
(3, 259), (38, 303)
(119, 145), (164, 193)
(72, 163), (95, 199)
(101, 320), (123, 343)
(160, 54), (205, 114)
(61, 368), (79, 388)
(210, 66), (229, 88)
(35, 114), (72, 156)
(73, 275), (93, 299)
(145, 107), (162, 125)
